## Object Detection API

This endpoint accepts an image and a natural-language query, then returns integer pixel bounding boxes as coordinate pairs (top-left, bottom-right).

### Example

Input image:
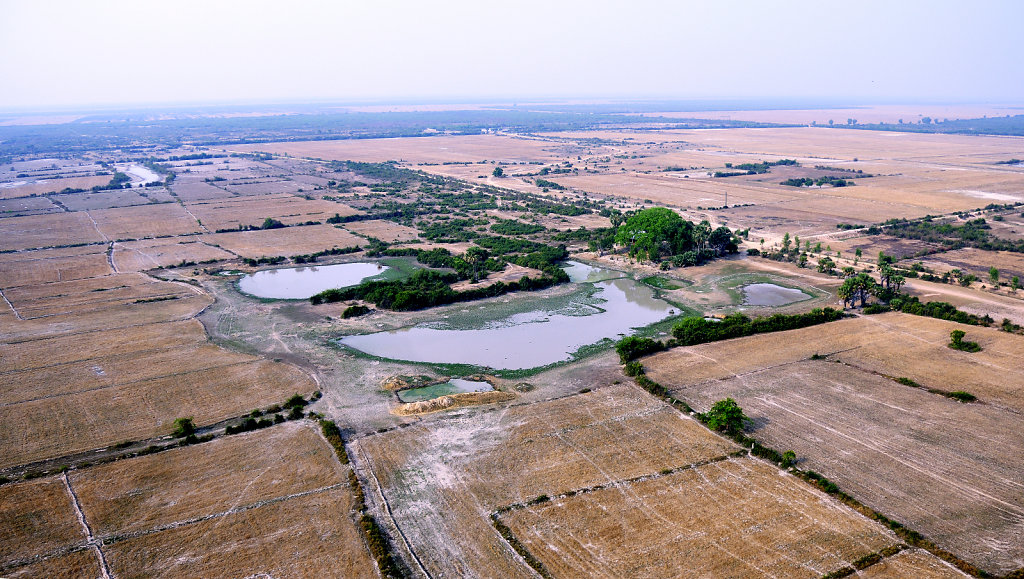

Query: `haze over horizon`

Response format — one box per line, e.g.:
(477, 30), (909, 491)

(2, 0), (1023, 111)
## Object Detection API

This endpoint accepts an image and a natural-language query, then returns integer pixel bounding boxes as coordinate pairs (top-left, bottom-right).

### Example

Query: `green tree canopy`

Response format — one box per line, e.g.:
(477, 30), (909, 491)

(614, 207), (695, 262)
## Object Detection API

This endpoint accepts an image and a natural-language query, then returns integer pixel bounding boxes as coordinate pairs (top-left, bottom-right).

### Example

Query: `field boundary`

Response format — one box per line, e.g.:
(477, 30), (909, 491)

(626, 365), (1003, 578)
(63, 472), (112, 579)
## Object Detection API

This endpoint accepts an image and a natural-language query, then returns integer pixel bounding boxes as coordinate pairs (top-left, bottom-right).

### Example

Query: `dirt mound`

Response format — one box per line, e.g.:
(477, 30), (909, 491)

(392, 391), (515, 416)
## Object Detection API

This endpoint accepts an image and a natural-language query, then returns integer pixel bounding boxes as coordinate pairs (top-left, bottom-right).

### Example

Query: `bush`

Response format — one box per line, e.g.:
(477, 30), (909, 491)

(171, 417), (195, 438)
(342, 304), (371, 318)
(615, 336), (664, 363)
(781, 450), (797, 468)
(948, 330), (981, 352)
(948, 391), (977, 402)
(623, 361), (645, 377)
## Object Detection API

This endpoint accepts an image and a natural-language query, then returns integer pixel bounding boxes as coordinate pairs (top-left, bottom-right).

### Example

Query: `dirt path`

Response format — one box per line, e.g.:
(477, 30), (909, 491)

(63, 472), (112, 579)
(0, 287), (23, 320)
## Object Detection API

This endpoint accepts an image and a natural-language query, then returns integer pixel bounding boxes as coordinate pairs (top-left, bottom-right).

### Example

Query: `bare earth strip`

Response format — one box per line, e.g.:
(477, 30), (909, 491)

(72, 421), (345, 537)
(860, 549), (970, 578)
(646, 324), (1024, 574)
(502, 456), (898, 579)
(354, 384), (739, 577)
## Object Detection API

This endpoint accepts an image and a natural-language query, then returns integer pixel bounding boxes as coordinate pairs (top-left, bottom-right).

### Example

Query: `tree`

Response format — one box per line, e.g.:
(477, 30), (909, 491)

(492, 166), (504, 177)
(817, 256), (836, 275)
(989, 267), (999, 284)
(703, 398), (751, 435)
(1012, 276), (1020, 291)
(463, 247), (489, 283)
(781, 232), (792, 252)
(613, 207), (695, 262)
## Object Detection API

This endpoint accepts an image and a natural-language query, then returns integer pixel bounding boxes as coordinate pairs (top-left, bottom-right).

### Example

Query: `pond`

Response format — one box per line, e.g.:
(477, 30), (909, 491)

(238, 262), (388, 299)
(742, 283), (811, 306)
(338, 262), (676, 370)
(398, 379), (494, 403)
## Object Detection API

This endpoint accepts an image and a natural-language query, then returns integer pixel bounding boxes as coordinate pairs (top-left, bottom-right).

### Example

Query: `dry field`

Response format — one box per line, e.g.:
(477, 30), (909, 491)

(52, 188), (176, 211)
(168, 179), (235, 201)
(0, 477), (84, 567)
(343, 218), (421, 242)
(0, 195), (60, 216)
(0, 175), (111, 200)
(0, 212), (106, 251)
(0, 245), (111, 287)
(350, 382), (901, 576)
(185, 193), (359, 231)
(919, 248), (1024, 282)
(1, 422), (375, 578)
(89, 202), (202, 240)
(72, 421), (346, 536)
(2, 272), (196, 320)
(223, 178), (309, 196)
(501, 456), (897, 579)
(644, 313), (1024, 574)
(860, 549), (970, 578)
(112, 237), (235, 271)
(230, 134), (568, 164)
(201, 223), (364, 257)
(3, 549), (101, 579)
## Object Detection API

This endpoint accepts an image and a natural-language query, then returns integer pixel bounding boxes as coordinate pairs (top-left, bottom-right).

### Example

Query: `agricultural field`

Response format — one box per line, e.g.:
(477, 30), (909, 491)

(0, 422), (375, 578)
(112, 237), (235, 271)
(184, 192), (359, 231)
(200, 223), (364, 258)
(644, 313), (1024, 574)
(350, 383), (910, 577)
(2, 104), (1024, 578)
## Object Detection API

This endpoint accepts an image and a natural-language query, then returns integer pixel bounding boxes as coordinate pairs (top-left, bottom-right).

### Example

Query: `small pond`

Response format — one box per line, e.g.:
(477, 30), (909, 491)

(398, 379), (494, 403)
(339, 262), (676, 370)
(742, 283), (811, 306)
(238, 262), (387, 299)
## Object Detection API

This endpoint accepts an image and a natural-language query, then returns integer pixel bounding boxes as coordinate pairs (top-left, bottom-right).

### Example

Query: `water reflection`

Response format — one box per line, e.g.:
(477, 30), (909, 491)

(238, 262), (387, 299)
(339, 263), (674, 369)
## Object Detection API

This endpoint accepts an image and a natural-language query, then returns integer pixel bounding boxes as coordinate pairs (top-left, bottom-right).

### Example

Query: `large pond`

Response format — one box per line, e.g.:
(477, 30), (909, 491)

(338, 262), (677, 370)
(398, 379), (494, 403)
(742, 283), (811, 306)
(238, 262), (387, 299)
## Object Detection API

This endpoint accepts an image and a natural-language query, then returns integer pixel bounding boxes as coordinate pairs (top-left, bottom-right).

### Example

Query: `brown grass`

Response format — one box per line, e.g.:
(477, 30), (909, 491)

(89, 203), (202, 240)
(5, 274), (196, 319)
(73, 421), (346, 536)
(859, 548), (970, 578)
(502, 456), (897, 579)
(112, 237), (235, 271)
(0, 175), (111, 200)
(184, 193), (359, 231)
(2, 549), (101, 579)
(0, 245), (111, 288)
(53, 188), (175, 211)
(201, 223), (364, 258)
(343, 219), (421, 242)
(645, 316), (1024, 575)
(0, 357), (315, 469)
(0, 477), (84, 565)
(354, 384), (740, 576)
(0, 319), (206, 370)
(0, 212), (106, 251)
(104, 487), (374, 579)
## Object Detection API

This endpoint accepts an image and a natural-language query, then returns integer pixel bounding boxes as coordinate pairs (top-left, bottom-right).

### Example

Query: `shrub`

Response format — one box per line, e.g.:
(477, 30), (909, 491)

(781, 450), (797, 468)
(171, 417), (195, 438)
(615, 336), (664, 363)
(623, 361), (645, 377)
(948, 391), (977, 403)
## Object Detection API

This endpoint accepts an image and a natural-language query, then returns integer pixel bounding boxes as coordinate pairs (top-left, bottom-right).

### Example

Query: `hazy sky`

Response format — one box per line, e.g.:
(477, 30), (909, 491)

(1, 0), (1022, 110)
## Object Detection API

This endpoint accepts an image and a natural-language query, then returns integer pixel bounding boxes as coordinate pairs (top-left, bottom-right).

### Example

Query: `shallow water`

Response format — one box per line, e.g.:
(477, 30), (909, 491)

(339, 263), (675, 370)
(238, 262), (387, 299)
(742, 283), (811, 306)
(398, 379), (494, 402)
